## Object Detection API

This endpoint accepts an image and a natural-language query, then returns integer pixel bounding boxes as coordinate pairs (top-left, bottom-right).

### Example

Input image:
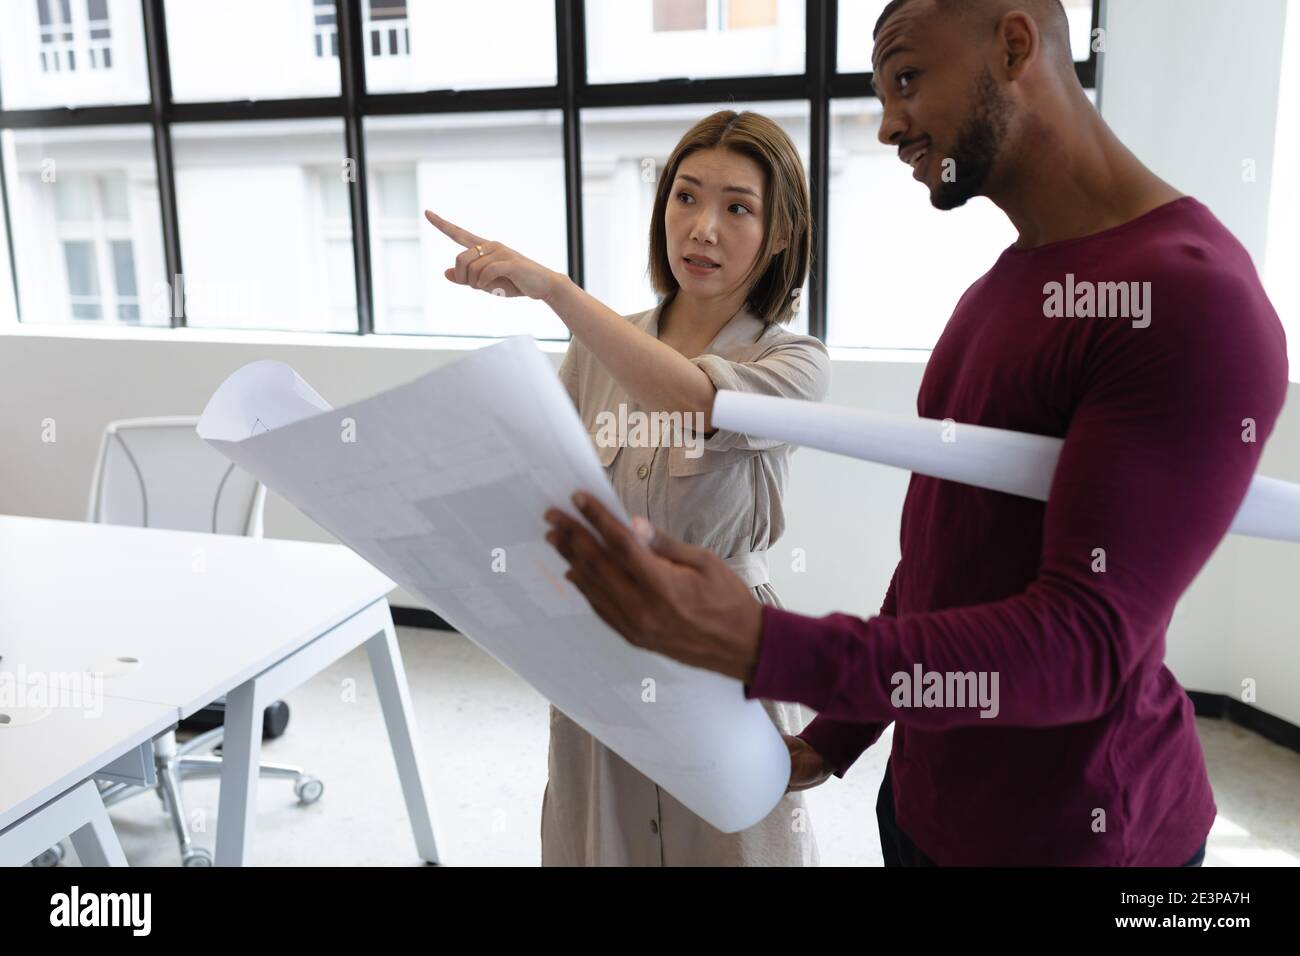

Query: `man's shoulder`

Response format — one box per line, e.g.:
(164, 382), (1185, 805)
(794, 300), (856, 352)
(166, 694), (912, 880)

(1102, 197), (1255, 285)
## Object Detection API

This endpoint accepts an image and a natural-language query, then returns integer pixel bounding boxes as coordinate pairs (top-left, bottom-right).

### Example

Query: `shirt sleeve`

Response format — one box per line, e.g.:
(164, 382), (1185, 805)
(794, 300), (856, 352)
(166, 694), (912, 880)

(692, 333), (831, 452)
(750, 268), (1288, 731)
(795, 563), (899, 777)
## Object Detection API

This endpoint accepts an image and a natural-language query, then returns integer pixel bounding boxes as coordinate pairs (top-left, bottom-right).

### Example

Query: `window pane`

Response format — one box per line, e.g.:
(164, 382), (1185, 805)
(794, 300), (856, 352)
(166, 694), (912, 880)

(101, 171), (129, 220)
(586, 0), (804, 84)
(63, 240), (102, 319)
(377, 169), (417, 219)
(110, 238), (136, 295)
(321, 172), (351, 219)
(53, 175), (95, 221)
(826, 98), (1015, 349)
(1062, 0), (1096, 61)
(3, 125), (168, 326)
(63, 240), (98, 295)
(111, 238), (140, 321)
(579, 101), (810, 335)
(364, 0), (555, 93)
(838, 0), (1096, 73)
(727, 0), (777, 30)
(369, 0), (407, 20)
(378, 236), (423, 332)
(654, 0), (706, 31)
(0, 0), (148, 108)
(325, 237), (357, 329)
(836, 0), (888, 73)
(364, 111), (569, 338)
(172, 118), (354, 332)
(165, 0), (340, 102)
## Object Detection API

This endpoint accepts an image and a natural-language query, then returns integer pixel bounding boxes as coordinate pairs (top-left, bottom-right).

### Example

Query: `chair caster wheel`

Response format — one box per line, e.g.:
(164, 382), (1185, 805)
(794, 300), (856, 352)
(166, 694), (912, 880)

(294, 776), (324, 805)
(182, 847), (213, 867)
(31, 843), (65, 867)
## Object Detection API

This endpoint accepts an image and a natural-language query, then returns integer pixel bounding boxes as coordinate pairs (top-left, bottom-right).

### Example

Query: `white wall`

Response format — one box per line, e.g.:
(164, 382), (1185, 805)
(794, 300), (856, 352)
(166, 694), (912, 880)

(1100, 0), (1287, 266)
(1266, 0), (1300, 374)
(0, 323), (912, 616)
(1099, 0), (1297, 718)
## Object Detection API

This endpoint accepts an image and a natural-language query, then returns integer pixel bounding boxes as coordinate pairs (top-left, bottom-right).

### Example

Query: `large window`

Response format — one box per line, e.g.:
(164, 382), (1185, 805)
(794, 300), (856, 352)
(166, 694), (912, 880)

(171, 119), (353, 332)
(165, 0), (341, 101)
(364, 111), (569, 337)
(362, 0), (556, 94)
(586, 0), (804, 84)
(0, 0), (149, 109)
(826, 98), (1015, 348)
(0, 0), (1102, 349)
(3, 124), (166, 326)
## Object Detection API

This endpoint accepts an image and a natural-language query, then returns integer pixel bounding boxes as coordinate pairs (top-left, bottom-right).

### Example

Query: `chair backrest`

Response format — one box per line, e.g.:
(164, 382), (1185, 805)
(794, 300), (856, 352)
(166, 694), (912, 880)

(86, 416), (266, 537)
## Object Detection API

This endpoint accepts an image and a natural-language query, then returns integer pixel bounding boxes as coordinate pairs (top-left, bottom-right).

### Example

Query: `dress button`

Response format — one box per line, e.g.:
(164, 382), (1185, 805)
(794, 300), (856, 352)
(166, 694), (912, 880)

(636, 464), (650, 480)
(649, 818), (659, 835)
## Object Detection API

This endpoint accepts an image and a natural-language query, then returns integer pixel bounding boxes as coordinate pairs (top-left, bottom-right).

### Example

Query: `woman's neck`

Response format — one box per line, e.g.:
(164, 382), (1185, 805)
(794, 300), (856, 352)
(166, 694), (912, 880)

(658, 289), (747, 357)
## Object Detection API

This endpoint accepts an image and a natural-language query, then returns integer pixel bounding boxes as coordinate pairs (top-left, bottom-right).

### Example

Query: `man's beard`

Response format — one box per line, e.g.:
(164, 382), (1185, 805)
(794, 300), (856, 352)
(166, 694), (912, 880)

(932, 68), (1012, 210)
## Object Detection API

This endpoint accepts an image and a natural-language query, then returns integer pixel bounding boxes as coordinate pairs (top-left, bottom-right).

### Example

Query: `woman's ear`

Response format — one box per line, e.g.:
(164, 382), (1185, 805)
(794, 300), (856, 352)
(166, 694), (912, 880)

(771, 237), (789, 256)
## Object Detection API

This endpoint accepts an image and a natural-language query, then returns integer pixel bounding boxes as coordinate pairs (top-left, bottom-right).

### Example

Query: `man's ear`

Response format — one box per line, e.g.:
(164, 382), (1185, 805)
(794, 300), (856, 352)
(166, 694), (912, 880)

(998, 11), (1039, 81)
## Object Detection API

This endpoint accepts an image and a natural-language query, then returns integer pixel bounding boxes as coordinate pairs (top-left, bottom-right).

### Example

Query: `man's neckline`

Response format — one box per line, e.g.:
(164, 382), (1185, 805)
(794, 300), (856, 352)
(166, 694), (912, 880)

(1000, 196), (1199, 258)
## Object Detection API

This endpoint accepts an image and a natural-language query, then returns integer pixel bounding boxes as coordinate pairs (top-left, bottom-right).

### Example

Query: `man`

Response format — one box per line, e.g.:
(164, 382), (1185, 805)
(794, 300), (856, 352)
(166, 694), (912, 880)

(543, 0), (1288, 865)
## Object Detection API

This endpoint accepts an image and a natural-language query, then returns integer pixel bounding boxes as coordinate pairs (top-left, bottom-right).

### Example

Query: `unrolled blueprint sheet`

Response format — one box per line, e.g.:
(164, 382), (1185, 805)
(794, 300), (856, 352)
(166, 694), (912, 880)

(712, 391), (1300, 541)
(197, 337), (790, 833)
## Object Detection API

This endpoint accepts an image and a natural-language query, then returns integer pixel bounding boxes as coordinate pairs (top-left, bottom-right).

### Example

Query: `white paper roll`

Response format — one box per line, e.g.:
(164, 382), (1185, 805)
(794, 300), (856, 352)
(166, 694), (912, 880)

(712, 391), (1300, 542)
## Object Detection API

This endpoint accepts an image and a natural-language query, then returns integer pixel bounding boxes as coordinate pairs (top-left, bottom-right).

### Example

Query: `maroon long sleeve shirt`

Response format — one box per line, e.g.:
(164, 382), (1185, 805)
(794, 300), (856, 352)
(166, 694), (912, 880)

(747, 197), (1289, 865)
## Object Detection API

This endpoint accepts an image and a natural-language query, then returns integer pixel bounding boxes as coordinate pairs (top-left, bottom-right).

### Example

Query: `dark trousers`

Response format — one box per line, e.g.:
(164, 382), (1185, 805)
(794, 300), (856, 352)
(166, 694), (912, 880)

(876, 760), (1207, 867)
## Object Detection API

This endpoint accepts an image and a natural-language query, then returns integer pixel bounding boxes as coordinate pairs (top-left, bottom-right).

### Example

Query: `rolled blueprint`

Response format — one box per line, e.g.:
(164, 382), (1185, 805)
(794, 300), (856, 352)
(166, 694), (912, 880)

(712, 391), (1300, 542)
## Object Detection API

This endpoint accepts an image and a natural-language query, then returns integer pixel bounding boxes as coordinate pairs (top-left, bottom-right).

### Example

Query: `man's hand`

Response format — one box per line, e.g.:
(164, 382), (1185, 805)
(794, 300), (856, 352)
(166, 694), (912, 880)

(784, 735), (834, 792)
(544, 492), (764, 683)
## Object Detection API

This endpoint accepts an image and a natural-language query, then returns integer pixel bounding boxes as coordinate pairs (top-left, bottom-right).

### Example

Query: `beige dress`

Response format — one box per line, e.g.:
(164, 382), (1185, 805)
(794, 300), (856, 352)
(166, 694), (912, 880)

(541, 296), (832, 866)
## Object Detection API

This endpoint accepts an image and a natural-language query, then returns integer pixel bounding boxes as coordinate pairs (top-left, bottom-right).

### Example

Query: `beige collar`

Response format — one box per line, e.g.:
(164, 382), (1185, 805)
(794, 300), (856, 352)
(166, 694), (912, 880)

(642, 297), (768, 355)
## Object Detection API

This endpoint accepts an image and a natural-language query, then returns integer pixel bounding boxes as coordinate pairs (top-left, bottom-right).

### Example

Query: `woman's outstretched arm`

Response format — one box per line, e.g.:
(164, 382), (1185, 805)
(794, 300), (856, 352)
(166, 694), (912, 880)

(426, 210), (717, 428)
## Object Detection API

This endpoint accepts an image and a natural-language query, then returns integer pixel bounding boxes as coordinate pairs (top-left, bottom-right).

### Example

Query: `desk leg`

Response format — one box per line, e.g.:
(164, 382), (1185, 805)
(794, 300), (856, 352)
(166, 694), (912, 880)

(366, 613), (441, 864)
(215, 678), (262, 867)
(0, 780), (127, 867)
(69, 788), (129, 867)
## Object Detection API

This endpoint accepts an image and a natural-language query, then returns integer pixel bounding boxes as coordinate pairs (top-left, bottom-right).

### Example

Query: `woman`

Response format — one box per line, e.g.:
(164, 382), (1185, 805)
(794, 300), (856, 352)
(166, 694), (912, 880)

(426, 109), (830, 866)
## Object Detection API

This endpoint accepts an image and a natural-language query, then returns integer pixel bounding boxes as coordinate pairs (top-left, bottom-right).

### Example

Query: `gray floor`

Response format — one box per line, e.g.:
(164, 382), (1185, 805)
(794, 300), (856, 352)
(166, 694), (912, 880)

(61, 627), (1300, 866)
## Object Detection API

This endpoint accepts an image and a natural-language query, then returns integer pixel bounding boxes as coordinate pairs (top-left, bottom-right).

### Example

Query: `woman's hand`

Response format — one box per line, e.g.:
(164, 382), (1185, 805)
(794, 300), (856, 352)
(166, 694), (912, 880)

(784, 734), (834, 792)
(425, 210), (564, 301)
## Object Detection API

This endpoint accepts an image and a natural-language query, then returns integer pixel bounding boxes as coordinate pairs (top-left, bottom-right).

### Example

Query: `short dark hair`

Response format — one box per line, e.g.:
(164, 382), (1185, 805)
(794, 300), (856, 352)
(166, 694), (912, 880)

(647, 110), (812, 327)
(873, 0), (920, 39)
(873, 0), (1073, 71)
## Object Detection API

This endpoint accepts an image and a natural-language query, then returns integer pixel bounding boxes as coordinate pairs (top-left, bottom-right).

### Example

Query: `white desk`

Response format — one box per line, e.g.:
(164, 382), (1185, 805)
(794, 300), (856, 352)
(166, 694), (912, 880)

(0, 515), (441, 866)
(0, 695), (177, 865)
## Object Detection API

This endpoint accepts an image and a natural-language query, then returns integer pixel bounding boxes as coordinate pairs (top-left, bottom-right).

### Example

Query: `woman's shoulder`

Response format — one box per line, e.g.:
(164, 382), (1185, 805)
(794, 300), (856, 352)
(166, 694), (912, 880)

(745, 319), (830, 376)
(748, 318), (832, 400)
(753, 310), (827, 351)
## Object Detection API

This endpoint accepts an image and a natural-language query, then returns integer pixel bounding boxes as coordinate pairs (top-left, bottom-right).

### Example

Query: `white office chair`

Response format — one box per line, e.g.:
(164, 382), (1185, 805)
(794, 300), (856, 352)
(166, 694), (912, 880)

(46, 417), (322, 867)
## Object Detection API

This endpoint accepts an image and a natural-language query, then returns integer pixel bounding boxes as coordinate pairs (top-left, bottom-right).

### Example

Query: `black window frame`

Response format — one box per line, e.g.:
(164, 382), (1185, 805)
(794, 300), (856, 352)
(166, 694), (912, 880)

(0, 0), (1101, 341)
